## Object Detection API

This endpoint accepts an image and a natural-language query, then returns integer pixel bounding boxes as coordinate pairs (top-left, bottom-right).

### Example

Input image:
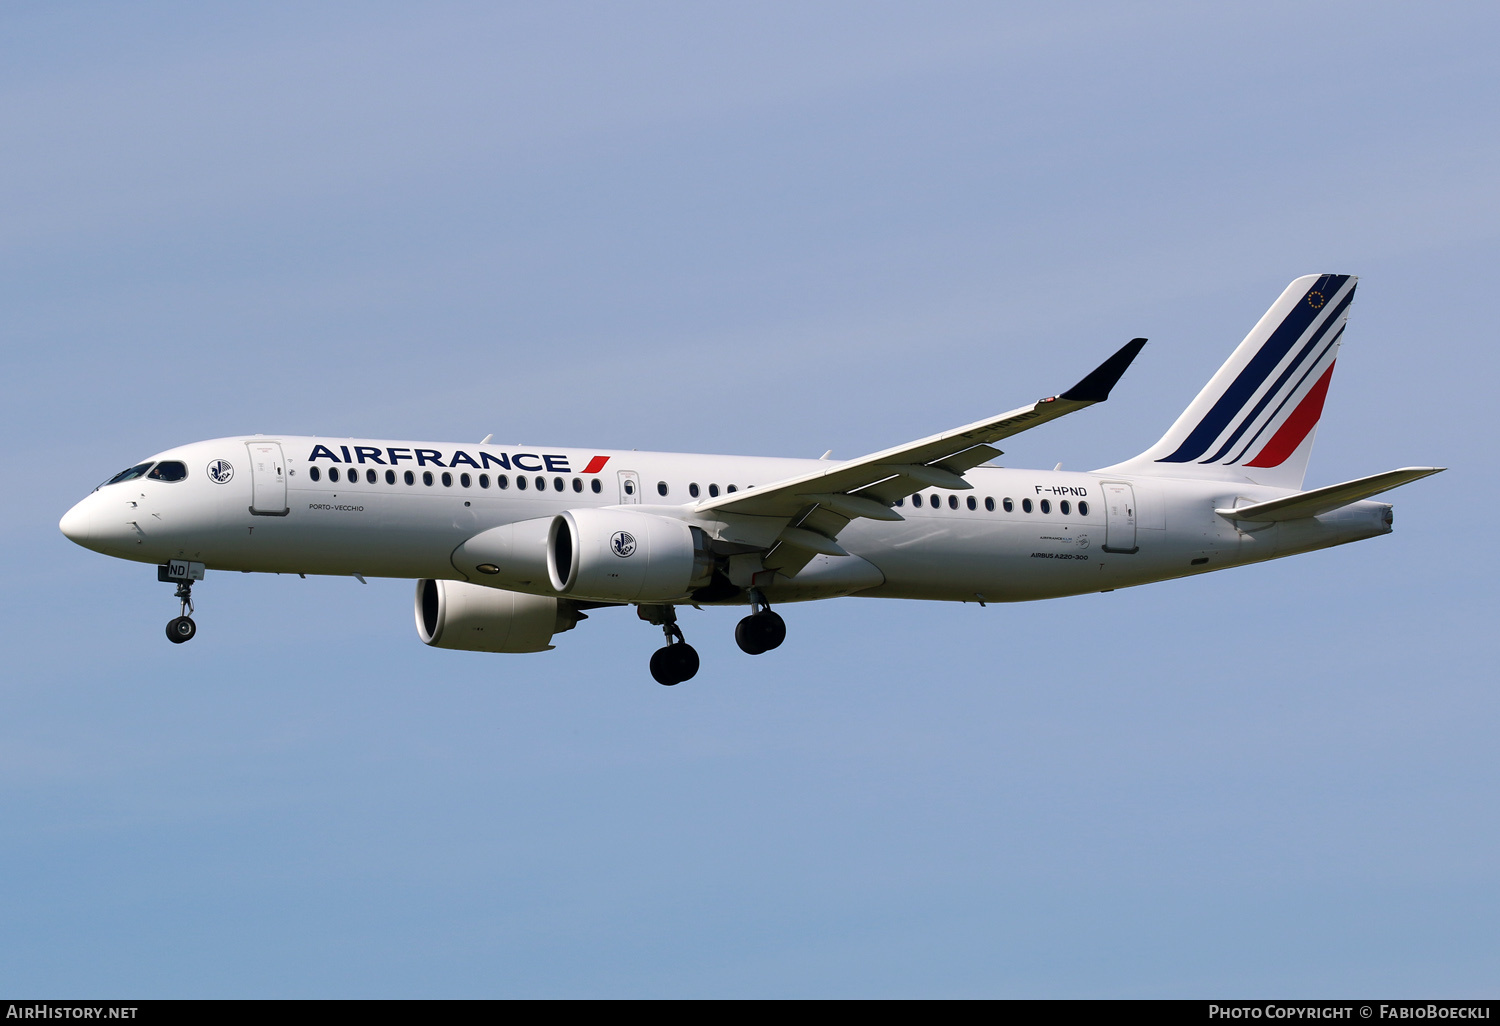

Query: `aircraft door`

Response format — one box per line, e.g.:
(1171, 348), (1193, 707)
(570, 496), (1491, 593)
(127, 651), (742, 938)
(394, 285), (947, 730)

(1100, 481), (1138, 553)
(617, 470), (641, 504)
(247, 441), (290, 516)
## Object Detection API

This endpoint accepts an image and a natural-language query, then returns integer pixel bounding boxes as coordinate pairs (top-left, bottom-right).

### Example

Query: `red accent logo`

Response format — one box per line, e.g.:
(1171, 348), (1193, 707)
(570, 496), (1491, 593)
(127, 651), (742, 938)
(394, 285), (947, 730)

(1245, 363), (1336, 468)
(581, 456), (610, 474)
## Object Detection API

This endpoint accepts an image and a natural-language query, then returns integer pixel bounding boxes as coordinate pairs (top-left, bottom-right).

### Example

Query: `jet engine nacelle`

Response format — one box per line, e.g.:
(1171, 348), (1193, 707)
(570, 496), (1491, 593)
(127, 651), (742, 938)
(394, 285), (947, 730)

(415, 579), (582, 653)
(547, 508), (712, 602)
(449, 516), (554, 594)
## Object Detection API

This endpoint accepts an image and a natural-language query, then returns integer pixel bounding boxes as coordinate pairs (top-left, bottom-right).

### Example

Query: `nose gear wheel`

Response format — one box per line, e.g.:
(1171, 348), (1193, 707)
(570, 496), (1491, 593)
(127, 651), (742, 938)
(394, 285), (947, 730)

(166, 616), (197, 643)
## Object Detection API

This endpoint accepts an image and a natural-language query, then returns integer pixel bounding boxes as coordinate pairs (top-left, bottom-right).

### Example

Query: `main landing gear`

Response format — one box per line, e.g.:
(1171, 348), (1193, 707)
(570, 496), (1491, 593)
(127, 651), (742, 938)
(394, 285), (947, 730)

(640, 605), (700, 686)
(638, 591), (787, 685)
(735, 589), (785, 656)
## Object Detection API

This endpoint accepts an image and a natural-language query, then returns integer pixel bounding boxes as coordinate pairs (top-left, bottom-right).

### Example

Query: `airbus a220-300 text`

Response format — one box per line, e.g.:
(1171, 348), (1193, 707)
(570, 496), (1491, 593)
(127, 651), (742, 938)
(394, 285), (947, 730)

(61, 275), (1441, 684)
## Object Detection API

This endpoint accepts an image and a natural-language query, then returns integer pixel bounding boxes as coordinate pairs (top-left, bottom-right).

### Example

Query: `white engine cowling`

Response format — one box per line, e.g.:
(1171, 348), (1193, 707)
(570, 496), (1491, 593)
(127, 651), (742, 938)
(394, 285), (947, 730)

(547, 508), (712, 602)
(415, 579), (580, 653)
(449, 517), (554, 594)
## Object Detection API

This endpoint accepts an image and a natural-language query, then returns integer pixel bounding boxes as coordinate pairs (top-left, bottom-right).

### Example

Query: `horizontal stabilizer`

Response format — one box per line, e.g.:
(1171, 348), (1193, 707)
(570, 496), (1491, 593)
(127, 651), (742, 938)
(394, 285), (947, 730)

(1216, 467), (1445, 522)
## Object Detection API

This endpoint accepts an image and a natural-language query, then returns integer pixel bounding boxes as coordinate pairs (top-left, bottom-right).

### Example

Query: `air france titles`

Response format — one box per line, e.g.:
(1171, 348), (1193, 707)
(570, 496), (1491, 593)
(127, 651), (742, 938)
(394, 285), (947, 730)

(305, 445), (611, 475)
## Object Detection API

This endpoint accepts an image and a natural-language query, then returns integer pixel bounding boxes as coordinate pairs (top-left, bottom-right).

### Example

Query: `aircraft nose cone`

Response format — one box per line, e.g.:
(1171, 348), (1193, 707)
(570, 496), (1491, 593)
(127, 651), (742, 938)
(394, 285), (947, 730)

(59, 496), (95, 545)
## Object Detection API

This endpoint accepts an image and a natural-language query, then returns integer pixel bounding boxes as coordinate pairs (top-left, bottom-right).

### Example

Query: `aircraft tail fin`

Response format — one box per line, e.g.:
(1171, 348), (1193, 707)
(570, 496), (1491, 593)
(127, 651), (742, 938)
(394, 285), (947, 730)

(1102, 274), (1356, 490)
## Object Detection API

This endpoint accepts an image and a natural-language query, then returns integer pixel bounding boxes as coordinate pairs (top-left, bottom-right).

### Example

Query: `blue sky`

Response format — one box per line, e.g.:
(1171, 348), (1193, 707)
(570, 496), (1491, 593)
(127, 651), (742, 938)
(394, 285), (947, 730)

(3, 2), (1497, 997)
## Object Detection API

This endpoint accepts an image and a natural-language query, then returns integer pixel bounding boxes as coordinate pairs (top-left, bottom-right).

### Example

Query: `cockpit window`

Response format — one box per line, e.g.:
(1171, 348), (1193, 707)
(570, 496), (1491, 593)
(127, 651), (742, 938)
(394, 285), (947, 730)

(102, 462), (154, 487)
(146, 461), (187, 482)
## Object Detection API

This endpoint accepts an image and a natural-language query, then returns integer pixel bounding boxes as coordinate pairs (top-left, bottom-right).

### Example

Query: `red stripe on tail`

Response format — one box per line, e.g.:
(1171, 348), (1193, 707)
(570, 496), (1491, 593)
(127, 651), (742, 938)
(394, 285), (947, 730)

(1245, 363), (1336, 468)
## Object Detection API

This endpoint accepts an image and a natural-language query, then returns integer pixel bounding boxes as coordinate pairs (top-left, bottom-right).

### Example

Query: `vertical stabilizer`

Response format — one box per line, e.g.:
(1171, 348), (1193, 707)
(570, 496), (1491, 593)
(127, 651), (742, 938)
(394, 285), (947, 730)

(1100, 274), (1356, 490)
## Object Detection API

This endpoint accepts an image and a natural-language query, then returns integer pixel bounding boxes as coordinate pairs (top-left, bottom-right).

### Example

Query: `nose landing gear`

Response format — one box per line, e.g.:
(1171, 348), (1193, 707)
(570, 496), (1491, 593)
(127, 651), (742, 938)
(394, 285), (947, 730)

(639, 604), (700, 686)
(158, 560), (204, 644)
(735, 589), (785, 655)
(165, 581), (197, 644)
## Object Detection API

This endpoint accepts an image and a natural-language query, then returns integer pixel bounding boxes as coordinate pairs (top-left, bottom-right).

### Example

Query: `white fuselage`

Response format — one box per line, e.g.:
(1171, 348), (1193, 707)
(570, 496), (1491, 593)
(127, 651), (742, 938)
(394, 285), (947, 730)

(59, 435), (1393, 605)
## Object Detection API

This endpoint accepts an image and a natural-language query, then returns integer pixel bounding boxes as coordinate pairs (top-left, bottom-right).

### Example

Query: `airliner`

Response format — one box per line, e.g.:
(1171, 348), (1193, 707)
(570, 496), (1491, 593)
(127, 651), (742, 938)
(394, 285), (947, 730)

(59, 274), (1442, 684)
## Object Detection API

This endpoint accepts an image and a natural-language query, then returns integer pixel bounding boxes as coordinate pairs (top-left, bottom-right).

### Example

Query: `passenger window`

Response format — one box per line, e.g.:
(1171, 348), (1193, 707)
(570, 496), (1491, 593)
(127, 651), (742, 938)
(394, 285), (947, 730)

(895, 497), (904, 506)
(985, 497), (995, 512)
(1003, 498), (1014, 512)
(441, 472), (452, 487)
(104, 462), (154, 486)
(572, 478), (583, 492)
(1021, 498), (1032, 513)
(689, 483), (699, 498)
(948, 495), (958, 509)
(386, 469), (396, 485)
(366, 469), (377, 484)
(498, 475), (509, 489)
(479, 474), (489, 488)
(726, 485), (737, 493)
(709, 484), (719, 497)
(967, 496), (977, 511)
(657, 481), (669, 497)
(590, 479), (602, 494)
(404, 470), (415, 485)
(146, 461), (187, 482)
(1060, 500), (1070, 515)
(460, 473), (471, 488)
(535, 476), (545, 491)
(623, 480), (634, 495)
(329, 467), (341, 483)
(554, 477), (564, 491)
(1078, 500), (1089, 516)
(310, 466), (322, 482)
(517, 476), (527, 490)
(931, 494), (941, 508)
(1040, 499), (1051, 514)
(423, 471), (434, 486)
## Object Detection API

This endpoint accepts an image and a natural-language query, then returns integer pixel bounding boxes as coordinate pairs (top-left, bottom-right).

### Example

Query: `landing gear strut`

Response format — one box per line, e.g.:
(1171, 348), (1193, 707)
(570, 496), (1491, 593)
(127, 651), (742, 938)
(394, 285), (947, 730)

(165, 580), (197, 644)
(735, 589), (785, 655)
(640, 605), (700, 686)
(159, 560), (204, 644)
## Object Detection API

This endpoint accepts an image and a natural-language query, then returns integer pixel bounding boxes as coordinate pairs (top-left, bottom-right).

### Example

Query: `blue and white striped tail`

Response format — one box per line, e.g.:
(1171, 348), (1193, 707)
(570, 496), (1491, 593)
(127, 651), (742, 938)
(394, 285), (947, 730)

(1114, 274), (1356, 490)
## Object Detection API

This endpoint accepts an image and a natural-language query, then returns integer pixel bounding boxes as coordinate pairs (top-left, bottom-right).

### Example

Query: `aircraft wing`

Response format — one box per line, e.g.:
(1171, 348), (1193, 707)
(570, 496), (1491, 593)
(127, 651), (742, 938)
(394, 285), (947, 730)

(693, 338), (1147, 574)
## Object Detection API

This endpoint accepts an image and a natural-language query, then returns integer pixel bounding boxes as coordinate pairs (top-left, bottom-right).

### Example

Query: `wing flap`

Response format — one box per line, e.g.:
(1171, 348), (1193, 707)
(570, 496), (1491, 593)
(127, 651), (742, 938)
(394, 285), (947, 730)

(930, 443), (1004, 476)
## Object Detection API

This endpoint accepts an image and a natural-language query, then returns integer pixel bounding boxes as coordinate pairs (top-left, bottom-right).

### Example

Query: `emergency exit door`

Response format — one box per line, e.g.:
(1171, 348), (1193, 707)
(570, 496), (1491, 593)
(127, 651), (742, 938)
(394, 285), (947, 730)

(246, 441), (289, 516)
(1100, 481), (1138, 553)
(617, 470), (641, 504)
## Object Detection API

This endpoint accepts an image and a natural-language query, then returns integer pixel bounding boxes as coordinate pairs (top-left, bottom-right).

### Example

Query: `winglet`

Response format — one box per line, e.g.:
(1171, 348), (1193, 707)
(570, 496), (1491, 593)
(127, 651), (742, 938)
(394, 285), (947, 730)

(1058, 338), (1147, 403)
